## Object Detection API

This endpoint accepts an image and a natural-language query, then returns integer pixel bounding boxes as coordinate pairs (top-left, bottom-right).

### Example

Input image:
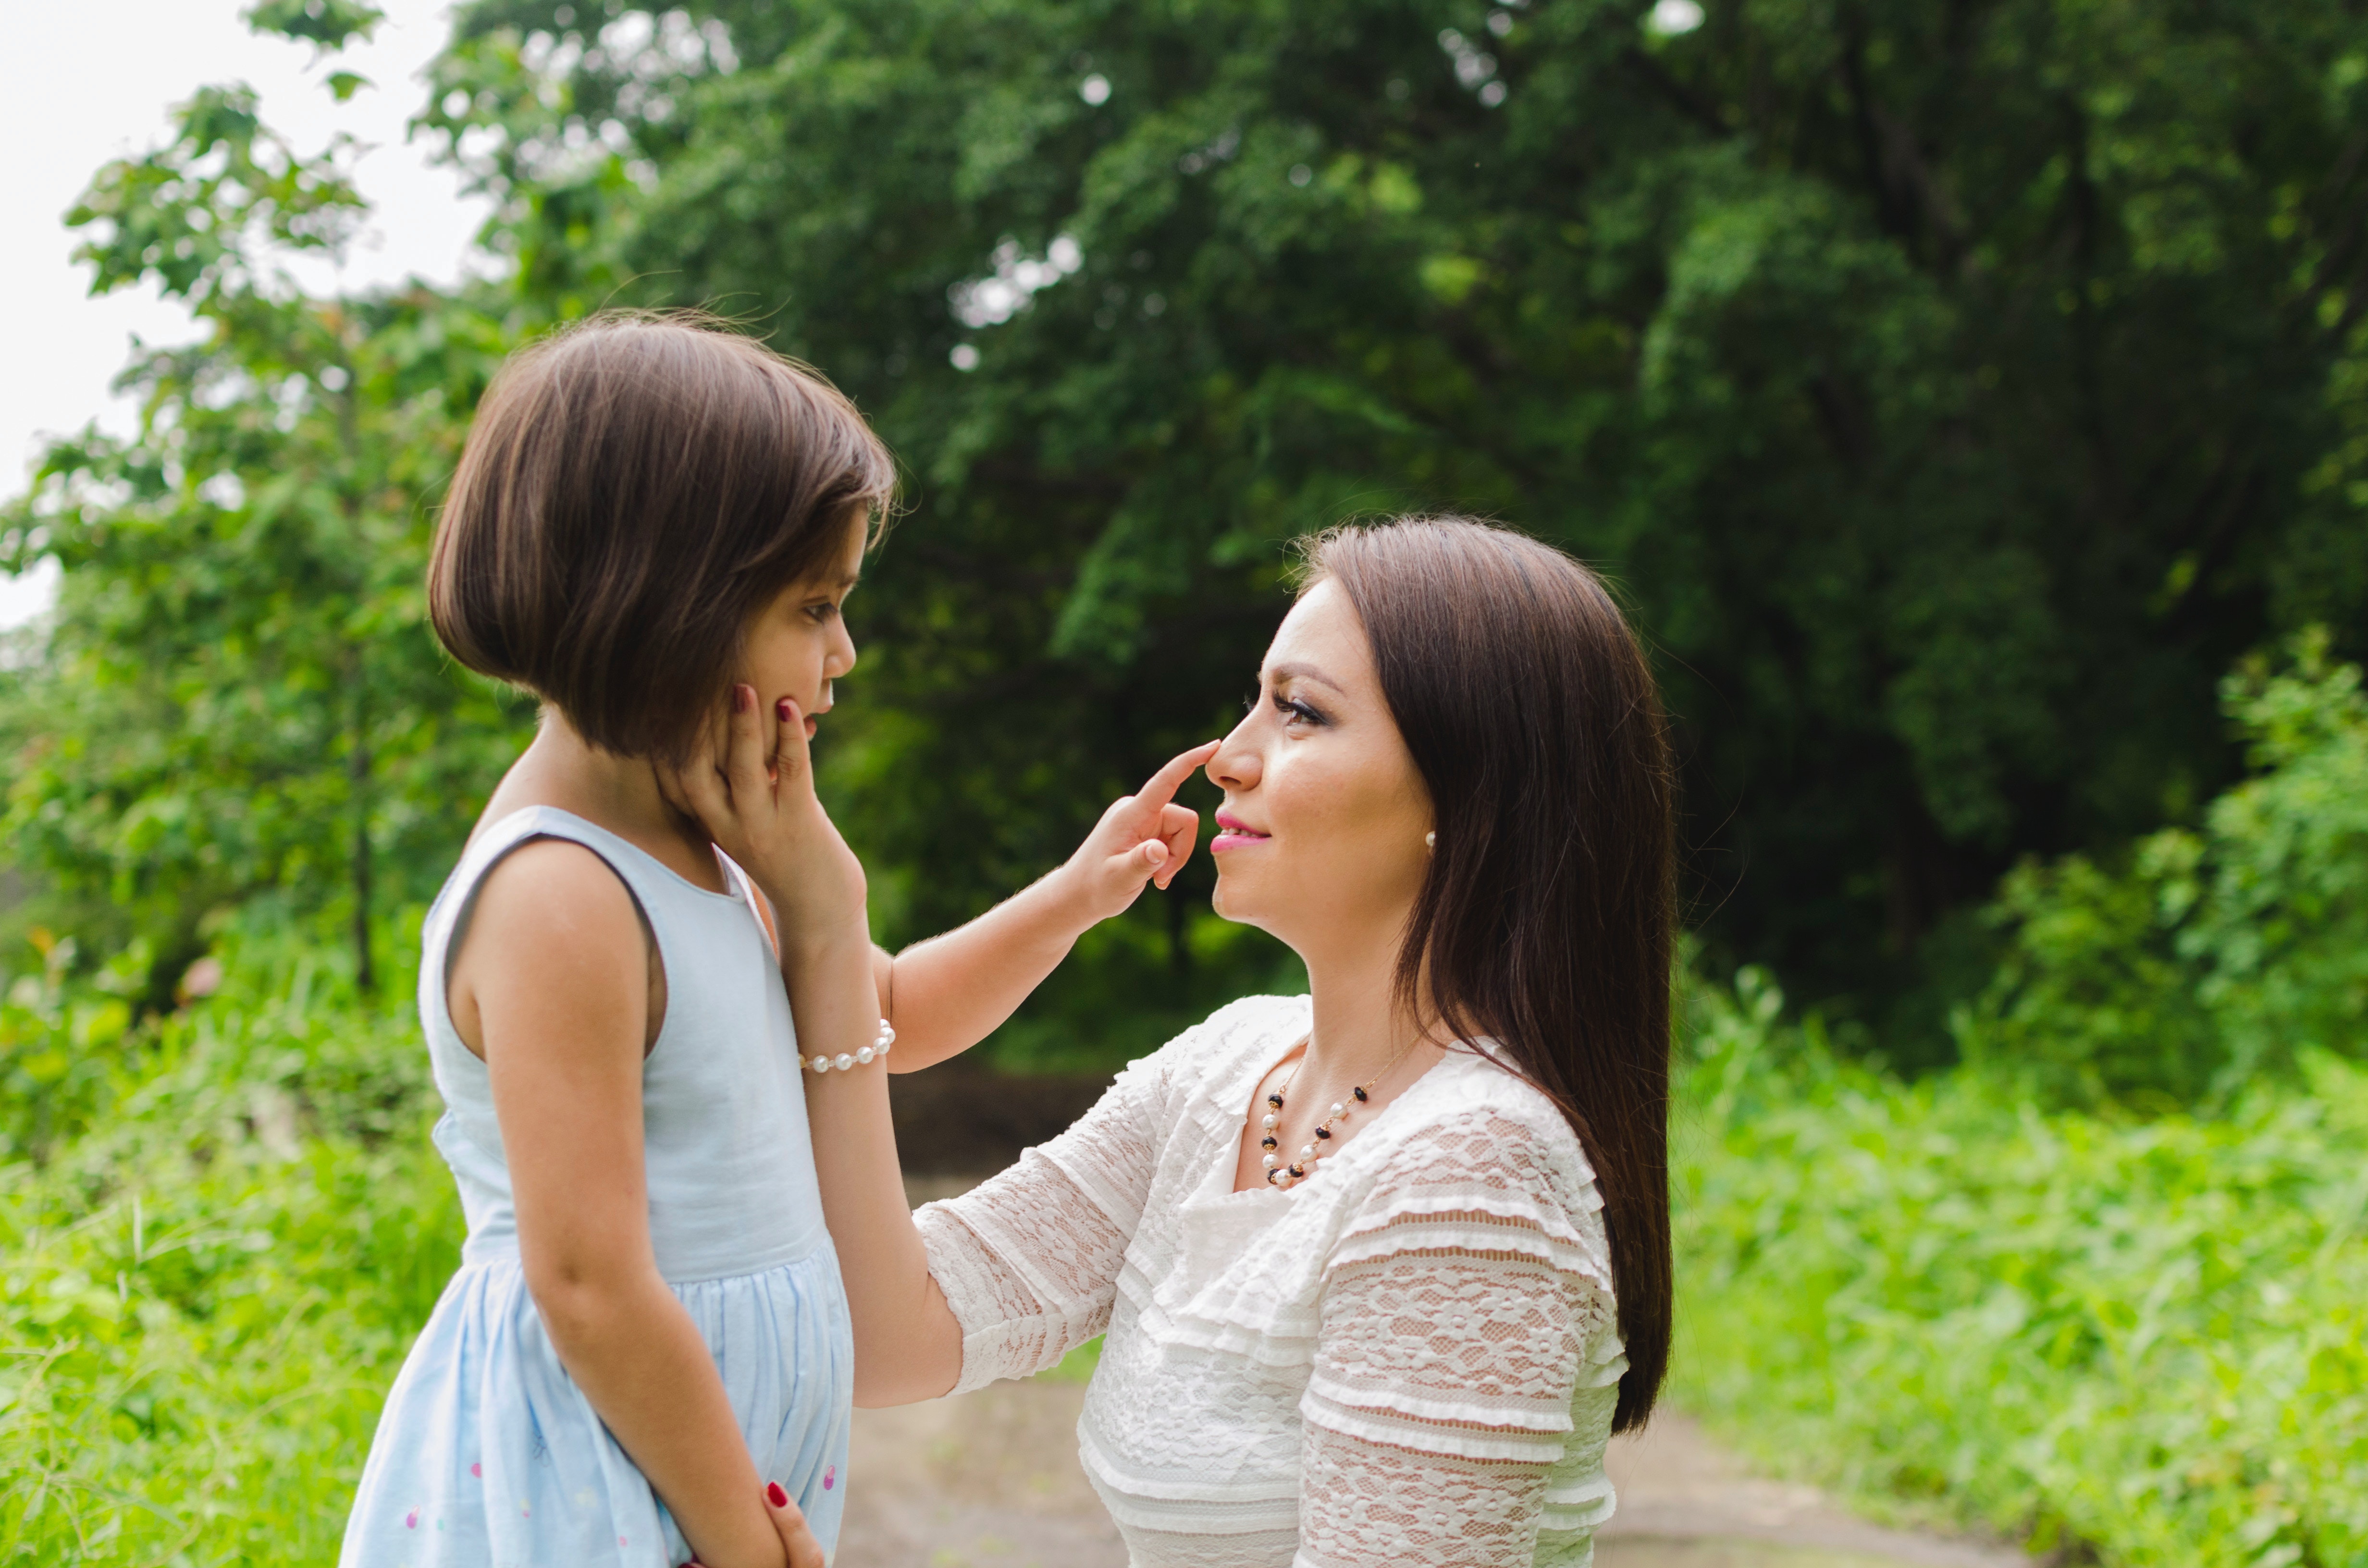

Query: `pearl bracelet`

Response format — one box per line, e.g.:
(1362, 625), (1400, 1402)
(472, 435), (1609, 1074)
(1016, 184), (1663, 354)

(806, 1019), (895, 1074)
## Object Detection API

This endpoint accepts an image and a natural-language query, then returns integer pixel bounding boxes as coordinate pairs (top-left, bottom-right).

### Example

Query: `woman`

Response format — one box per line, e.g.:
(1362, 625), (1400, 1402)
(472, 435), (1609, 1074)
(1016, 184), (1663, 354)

(707, 516), (1675, 1565)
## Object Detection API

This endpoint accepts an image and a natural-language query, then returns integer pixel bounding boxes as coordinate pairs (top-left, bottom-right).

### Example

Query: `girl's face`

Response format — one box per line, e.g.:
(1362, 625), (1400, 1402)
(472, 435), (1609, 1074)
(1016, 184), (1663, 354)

(1205, 580), (1433, 959)
(741, 514), (865, 748)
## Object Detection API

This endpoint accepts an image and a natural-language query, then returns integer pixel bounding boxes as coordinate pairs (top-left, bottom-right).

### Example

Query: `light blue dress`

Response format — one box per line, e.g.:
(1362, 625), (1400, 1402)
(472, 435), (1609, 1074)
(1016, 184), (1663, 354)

(341, 807), (852, 1568)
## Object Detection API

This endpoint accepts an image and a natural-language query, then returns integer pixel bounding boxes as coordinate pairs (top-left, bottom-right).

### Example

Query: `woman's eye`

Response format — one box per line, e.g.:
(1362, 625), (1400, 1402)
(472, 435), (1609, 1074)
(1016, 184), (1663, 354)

(1272, 693), (1324, 727)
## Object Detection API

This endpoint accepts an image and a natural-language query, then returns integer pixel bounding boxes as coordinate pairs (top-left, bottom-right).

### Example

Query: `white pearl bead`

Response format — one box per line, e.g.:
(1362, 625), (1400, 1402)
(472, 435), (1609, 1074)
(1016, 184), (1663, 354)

(834, 1053), (855, 1071)
(1330, 1102), (1345, 1119)
(1261, 1152), (1280, 1169)
(810, 1054), (832, 1072)
(1261, 1113), (1279, 1130)
(1299, 1144), (1316, 1162)
(856, 1045), (875, 1065)
(878, 1023), (897, 1042)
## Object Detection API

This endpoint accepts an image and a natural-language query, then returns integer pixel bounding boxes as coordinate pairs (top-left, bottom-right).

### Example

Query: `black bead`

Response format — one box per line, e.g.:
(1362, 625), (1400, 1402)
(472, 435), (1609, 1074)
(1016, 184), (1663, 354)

(1288, 1164), (1306, 1178)
(1314, 1126), (1332, 1139)
(1352, 1086), (1369, 1102)
(1267, 1092), (1284, 1108)
(1260, 1136), (1278, 1151)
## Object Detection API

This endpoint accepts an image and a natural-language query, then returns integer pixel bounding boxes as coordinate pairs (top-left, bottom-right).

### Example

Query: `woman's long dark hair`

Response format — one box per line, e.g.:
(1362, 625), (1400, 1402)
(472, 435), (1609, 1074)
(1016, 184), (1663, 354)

(1307, 517), (1675, 1433)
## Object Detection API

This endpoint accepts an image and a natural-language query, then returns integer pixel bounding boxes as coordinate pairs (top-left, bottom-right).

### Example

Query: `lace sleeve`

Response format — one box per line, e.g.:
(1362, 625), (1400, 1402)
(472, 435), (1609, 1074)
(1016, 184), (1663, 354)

(913, 1051), (1167, 1393)
(1292, 1107), (1614, 1568)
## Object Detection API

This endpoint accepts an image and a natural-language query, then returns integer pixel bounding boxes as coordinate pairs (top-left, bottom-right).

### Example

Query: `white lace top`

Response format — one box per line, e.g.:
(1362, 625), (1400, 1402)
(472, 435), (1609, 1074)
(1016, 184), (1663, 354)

(915, 993), (1625, 1568)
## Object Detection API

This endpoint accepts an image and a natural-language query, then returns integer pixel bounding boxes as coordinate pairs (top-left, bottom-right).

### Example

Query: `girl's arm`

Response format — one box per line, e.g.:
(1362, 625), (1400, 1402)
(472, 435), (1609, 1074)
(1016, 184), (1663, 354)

(871, 741), (1219, 1072)
(462, 840), (817, 1568)
(675, 700), (1199, 1405)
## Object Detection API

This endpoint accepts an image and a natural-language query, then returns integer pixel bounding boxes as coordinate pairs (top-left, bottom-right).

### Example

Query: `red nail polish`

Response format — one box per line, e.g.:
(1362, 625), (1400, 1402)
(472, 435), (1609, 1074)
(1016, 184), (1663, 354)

(736, 685), (755, 713)
(766, 1481), (789, 1508)
(776, 698), (794, 723)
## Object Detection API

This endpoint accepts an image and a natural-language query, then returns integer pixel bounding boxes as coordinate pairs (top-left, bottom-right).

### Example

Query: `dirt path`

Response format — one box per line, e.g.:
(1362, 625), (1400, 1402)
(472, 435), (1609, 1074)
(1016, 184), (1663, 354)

(838, 1178), (2036, 1568)
(832, 1378), (2033, 1568)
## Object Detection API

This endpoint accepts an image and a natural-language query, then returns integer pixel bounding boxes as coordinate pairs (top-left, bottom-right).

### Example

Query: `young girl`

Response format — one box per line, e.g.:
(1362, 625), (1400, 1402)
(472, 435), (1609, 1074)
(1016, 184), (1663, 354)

(341, 313), (1212, 1568)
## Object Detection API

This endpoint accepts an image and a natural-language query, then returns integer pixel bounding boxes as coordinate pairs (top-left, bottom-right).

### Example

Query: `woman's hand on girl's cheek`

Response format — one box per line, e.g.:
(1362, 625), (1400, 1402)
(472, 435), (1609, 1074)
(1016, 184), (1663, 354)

(662, 684), (867, 940)
(1056, 741), (1220, 923)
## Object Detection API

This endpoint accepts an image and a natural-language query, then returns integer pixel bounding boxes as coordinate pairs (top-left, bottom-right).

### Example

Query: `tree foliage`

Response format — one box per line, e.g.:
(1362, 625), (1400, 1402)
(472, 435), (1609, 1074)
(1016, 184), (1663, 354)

(1962, 631), (2368, 1107)
(11, 0), (2368, 1051)
(0, 60), (525, 1006)
(410, 0), (2368, 1022)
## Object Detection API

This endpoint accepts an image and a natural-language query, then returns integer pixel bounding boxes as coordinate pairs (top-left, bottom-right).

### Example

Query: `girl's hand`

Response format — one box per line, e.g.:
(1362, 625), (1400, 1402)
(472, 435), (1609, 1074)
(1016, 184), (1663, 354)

(1053, 741), (1221, 924)
(665, 685), (866, 943)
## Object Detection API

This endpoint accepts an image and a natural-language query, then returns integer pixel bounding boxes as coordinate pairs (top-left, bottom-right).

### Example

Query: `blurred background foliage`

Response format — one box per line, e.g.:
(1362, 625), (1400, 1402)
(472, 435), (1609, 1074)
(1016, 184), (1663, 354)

(11, 0), (2368, 1052)
(1, 0), (2365, 1562)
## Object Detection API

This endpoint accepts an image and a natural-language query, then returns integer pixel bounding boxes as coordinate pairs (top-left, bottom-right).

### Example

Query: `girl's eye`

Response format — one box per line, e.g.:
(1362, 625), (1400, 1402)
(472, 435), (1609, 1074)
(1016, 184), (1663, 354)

(805, 600), (839, 623)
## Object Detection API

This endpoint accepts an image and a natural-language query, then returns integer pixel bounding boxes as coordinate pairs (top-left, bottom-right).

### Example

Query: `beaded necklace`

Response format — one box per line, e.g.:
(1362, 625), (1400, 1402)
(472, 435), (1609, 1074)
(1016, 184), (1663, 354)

(1256, 1036), (1420, 1189)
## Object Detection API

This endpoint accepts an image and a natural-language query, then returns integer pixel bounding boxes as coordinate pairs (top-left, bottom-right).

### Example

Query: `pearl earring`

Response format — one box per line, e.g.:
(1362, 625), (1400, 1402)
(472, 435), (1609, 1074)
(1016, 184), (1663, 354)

(1425, 831), (1436, 850)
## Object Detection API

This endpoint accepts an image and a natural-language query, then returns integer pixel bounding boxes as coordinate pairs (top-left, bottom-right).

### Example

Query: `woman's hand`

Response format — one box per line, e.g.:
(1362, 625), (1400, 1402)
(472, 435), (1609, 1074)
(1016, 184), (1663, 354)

(1050, 741), (1221, 923)
(688, 1481), (824, 1568)
(760, 1481), (826, 1568)
(665, 684), (866, 945)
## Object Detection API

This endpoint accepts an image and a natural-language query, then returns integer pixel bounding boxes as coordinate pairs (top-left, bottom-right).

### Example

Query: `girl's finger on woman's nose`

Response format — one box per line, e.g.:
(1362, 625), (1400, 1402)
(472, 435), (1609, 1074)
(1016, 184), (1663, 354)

(1155, 802), (1198, 890)
(1136, 740), (1221, 813)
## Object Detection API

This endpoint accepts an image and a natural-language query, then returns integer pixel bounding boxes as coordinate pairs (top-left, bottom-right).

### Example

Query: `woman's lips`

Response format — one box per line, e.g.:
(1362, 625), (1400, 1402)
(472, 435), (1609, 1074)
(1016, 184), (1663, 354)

(1212, 811), (1270, 853)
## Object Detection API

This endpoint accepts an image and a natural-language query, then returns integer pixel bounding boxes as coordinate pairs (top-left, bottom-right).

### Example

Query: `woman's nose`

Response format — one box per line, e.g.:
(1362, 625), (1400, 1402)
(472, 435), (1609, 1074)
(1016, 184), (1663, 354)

(1207, 716), (1260, 792)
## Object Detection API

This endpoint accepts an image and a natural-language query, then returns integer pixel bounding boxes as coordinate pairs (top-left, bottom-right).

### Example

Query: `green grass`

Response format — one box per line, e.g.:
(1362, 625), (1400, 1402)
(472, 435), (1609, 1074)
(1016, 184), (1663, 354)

(3, 953), (2361, 1564)
(0, 937), (458, 1564)
(1673, 972), (2368, 1568)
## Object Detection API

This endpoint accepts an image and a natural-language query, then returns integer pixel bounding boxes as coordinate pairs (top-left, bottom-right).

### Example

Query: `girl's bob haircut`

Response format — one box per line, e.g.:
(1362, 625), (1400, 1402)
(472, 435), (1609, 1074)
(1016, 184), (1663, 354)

(1300, 516), (1677, 1434)
(429, 310), (897, 762)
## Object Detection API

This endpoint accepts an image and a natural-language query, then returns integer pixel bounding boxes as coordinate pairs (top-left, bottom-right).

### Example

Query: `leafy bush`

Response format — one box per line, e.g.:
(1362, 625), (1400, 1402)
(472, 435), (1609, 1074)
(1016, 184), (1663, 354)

(0, 933), (455, 1564)
(1959, 632), (2368, 1108)
(1676, 971), (2368, 1568)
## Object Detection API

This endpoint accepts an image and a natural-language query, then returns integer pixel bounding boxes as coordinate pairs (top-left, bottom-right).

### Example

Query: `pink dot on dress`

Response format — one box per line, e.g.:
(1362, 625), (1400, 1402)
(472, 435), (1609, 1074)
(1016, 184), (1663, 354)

(823, 1464), (837, 1491)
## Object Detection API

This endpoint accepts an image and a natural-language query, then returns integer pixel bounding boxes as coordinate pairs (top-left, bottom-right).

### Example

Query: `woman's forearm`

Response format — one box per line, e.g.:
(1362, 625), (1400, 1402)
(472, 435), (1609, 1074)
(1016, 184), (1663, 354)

(533, 1271), (781, 1568)
(787, 930), (967, 1405)
(880, 869), (1095, 1071)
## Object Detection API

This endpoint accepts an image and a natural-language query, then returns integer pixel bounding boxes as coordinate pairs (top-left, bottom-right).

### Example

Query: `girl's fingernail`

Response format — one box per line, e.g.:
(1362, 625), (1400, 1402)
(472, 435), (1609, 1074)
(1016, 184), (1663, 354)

(766, 1481), (789, 1508)
(736, 685), (755, 713)
(776, 698), (794, 723)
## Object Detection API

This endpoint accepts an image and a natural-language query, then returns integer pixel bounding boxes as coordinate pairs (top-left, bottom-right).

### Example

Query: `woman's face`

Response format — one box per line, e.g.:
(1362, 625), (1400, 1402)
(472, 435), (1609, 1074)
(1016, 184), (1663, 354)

(741, 514), (865, 748)
(1205, 579), (1433, 959)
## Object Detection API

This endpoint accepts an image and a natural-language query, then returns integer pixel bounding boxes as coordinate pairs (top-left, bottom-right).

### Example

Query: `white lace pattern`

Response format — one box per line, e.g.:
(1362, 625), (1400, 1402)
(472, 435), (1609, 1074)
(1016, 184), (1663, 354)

(914, 995), (1625, 1567)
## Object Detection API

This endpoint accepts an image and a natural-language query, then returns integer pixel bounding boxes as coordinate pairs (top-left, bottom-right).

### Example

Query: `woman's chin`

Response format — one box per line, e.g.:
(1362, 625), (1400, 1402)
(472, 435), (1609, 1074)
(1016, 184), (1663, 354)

(1209, 869), (1256, 925)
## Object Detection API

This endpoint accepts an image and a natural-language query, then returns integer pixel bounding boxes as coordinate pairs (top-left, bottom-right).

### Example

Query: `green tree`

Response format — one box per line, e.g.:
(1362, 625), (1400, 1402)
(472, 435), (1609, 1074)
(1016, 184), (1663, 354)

(1961, 631), (2368, 1108)
(423, 0), (2368, 1042)
(0, 11), (522, 1006)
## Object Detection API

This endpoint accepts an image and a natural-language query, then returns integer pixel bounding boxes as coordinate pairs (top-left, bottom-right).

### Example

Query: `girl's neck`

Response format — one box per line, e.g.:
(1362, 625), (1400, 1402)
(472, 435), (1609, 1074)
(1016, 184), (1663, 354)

(478, 709), (728, 893)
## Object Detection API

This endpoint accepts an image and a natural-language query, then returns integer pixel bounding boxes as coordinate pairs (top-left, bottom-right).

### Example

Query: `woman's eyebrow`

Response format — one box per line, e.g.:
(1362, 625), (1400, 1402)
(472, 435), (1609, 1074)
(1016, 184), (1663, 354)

(1265, 661), (1344, 694)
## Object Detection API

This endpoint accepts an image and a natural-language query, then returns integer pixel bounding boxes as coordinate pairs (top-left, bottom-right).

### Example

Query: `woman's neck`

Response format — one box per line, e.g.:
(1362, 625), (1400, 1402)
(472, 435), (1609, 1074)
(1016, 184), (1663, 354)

(479, 710), (726, 892)
(1297, 928), (1444, 1103)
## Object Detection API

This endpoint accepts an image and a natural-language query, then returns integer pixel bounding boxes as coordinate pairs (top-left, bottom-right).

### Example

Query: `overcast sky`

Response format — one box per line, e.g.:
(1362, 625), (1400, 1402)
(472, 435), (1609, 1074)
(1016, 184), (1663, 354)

(1, 0), (490, 628)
